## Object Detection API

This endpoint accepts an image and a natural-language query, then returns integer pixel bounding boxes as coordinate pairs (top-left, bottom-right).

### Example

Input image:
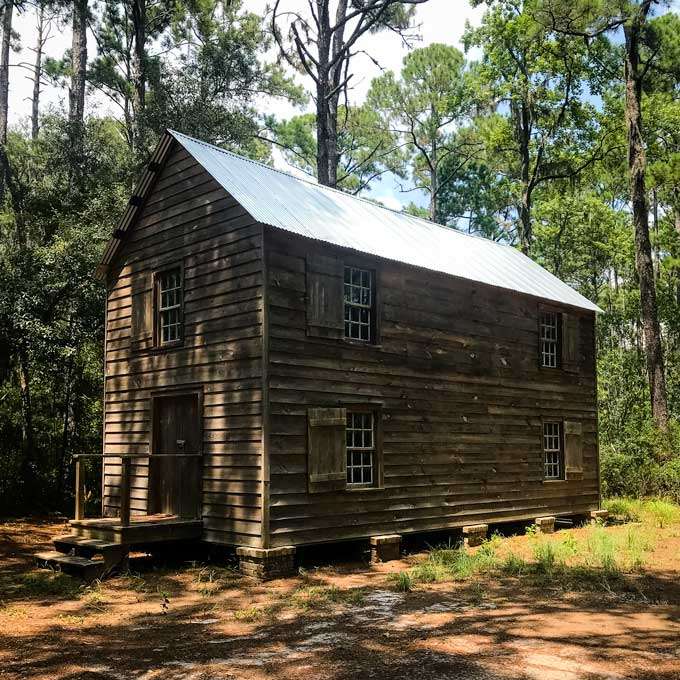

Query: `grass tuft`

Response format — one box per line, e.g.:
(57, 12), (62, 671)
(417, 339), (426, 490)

(390, 571), (413, 592)
(291, 584), (365, 609)
(501, 552), (526, 576)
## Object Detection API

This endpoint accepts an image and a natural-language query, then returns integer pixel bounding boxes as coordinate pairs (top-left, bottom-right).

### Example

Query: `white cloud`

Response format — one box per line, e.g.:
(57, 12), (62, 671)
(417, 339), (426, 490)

(371, 192), (405, 212)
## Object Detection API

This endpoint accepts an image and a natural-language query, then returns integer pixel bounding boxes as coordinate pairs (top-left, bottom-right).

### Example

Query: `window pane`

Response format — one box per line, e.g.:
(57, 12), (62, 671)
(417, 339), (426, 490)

(158, 267), (182, 344)
(344, 266), (374, 343)
(543, 421), (562, 479)
(540, 312), (559, 368)
(346, 411), (376, 486)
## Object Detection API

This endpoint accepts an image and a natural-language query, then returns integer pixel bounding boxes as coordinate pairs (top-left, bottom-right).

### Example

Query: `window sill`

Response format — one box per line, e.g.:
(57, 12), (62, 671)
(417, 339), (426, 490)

(542, 478), (567, 483)
(345, 485), (383, 493)
(154, 341), (184, 351)
(343, 338), (382, 349)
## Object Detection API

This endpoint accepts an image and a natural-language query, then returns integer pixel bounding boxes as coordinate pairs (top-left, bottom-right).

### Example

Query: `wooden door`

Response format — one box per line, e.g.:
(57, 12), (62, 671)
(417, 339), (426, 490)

(150, 393), (202, 518)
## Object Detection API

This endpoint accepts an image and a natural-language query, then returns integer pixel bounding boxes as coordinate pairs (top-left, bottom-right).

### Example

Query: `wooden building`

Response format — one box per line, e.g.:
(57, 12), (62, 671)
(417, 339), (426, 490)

(46, 130), (603, 577)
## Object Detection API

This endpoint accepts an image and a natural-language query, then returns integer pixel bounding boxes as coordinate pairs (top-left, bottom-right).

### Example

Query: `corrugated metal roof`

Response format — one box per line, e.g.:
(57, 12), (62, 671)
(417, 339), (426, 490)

(168, 130), (600, 312)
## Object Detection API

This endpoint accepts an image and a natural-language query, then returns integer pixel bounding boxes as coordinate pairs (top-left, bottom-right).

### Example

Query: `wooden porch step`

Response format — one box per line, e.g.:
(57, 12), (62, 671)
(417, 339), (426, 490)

(52, 534), (120, 557)
(52, 534), (128, 572)
(34, 551), (106, 581)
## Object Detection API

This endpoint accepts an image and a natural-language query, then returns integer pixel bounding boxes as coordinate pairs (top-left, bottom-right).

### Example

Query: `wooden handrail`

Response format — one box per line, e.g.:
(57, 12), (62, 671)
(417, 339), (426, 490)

(74, 458), (85, 521)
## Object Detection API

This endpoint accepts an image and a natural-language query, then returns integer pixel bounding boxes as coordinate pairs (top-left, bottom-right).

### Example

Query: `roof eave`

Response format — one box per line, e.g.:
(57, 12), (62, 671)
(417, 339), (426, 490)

(95, 130), (176, 281)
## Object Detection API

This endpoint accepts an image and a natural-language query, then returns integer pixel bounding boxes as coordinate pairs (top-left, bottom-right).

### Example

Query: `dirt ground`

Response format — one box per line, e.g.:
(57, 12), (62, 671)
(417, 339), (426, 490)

(0, 518), (679, 680)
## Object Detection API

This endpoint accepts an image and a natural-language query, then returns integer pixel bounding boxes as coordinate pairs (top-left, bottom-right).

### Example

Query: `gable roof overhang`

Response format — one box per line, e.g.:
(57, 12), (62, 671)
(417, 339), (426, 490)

(95, 131), (176, 280)
(97, 130), (601, 313)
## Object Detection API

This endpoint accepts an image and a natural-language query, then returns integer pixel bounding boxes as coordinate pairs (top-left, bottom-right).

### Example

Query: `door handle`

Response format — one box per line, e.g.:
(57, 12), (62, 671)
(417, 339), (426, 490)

(176, 439), (186, 448)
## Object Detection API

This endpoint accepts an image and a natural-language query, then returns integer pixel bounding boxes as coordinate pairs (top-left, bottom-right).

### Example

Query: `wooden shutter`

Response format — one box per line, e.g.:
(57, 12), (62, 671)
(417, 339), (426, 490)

(562, 313), (580, 373)
(564, 421), (583, 479)
(307, 407), (347, 493)
(306, 254), (344, 339)
(130, 272), (153, 352)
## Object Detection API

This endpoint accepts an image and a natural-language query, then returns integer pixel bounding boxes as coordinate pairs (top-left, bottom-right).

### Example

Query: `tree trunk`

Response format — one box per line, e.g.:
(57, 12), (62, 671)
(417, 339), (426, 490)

(31, 3), (45, 140)
(69, 0), (87, 137)
(0, 0), (13, 146)
(512, 99), (532, 254)
(429, 128), (438, 222)
(131, 0), (146, 152)
(56, 356), (73, 500)
(18, 348), (35, 490)
(316, 84), (339, 187)
(624, 12), (669, 434)
(0, 1), (13, 201)
(652, 187), (660, 280)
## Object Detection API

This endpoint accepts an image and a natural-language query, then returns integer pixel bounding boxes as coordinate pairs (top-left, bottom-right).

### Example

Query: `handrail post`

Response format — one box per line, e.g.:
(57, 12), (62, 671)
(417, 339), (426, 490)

(120, 456), (131, 527)
(74, 457), (85, 521)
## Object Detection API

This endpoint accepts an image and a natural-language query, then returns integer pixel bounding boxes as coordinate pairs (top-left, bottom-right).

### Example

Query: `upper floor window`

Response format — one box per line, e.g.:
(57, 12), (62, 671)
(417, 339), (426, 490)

(543, 421), (563, 480)
(344, 266), (374, 342)
(157, 267), (183, 345)
(540, 310), (560, 368)
(346, 411), (375, 487)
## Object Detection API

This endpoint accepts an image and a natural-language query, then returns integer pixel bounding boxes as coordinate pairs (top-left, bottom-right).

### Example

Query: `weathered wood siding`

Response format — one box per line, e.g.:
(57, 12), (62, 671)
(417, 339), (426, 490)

(103, 143), (265, 547)
(264, 229), (599, 548)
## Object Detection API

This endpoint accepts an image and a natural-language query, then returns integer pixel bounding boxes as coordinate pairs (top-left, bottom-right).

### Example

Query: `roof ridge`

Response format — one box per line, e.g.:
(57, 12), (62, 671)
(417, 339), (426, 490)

(168, 129), (515, 252)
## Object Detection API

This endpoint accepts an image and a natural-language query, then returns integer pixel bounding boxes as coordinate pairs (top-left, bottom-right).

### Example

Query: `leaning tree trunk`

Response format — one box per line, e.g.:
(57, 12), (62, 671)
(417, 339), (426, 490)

(624, 15), (669, 435)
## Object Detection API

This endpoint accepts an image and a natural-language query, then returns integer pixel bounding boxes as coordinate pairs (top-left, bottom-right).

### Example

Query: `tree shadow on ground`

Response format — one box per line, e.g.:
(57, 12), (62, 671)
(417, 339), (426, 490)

(3, 564), (679, 680)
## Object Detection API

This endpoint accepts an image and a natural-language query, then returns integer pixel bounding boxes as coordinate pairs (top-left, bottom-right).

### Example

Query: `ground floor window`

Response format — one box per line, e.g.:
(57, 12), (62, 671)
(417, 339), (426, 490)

(346, 411), (375, 487)
(543, 421), (563, 480)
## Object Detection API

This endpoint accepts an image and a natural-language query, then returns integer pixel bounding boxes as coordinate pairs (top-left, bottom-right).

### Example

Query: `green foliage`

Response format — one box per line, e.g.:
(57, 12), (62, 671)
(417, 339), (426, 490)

(600, 424), (680, 502)
(367, 43), (473, 221)
(269, 105), (405, 193)
(461, 0), (606, 247)
(145, 1), (304, 156)
(0, 118), (132, 512)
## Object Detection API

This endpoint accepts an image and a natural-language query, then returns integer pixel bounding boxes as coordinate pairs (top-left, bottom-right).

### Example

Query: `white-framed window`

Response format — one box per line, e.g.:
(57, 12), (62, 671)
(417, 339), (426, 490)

(543, 421), (563, 480)
(344, 266), (373, 342)
(346, 411), (375, 486)
(157, 267), (183, 344)
(540, 311), (559, 368)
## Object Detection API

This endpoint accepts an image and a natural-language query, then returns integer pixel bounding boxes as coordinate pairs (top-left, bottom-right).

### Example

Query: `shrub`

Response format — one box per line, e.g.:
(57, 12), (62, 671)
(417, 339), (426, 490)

(600, 422), (680, 503)
(603, 497), (642, 522)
